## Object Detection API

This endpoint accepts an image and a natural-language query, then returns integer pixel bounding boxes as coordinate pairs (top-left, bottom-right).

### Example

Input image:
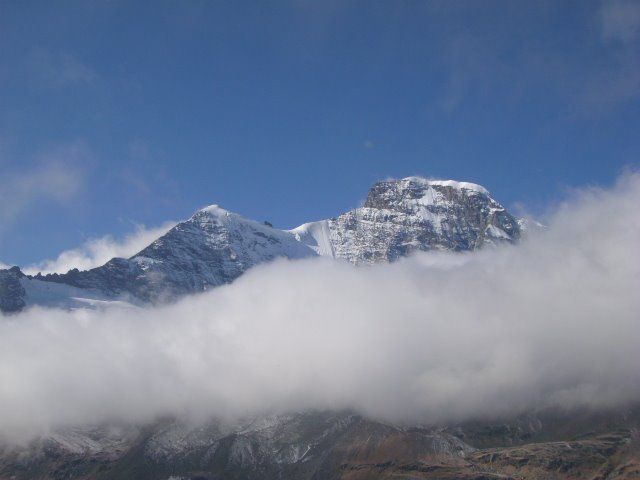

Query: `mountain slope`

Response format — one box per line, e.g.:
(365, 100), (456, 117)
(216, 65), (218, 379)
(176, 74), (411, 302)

(1, 177), (524, 312)
(42, 205), (318, 303)
(291, 177), (521, 265)
(2, 408), (637, 480)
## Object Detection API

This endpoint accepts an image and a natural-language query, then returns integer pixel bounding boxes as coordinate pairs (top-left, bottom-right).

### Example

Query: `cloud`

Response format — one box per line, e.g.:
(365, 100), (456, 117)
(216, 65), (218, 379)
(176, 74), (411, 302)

(440, 33), (510, 113)
(0, 261), (9, 270)
(574, 0), (640, 110)
(23, 222), (177, 274)
(0, 143), (88, 226)
(1, 173), (639, 441)
(29, 50), (98, 87)
(128, 138), (154, 162)
(432, 2), (640, 114)
(602, 0), (640, 44)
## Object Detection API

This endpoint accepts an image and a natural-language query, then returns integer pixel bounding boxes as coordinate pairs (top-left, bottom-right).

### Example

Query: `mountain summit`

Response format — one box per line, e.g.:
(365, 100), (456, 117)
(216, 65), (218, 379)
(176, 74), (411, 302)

(26, 204), (317, 305)
(1, 177), (523, 312)
(292, 177), (521, 264)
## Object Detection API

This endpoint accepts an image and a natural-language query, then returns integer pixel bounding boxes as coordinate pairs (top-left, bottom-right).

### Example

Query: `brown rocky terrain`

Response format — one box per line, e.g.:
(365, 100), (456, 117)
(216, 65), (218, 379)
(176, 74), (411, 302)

(1, 407), (638, 480)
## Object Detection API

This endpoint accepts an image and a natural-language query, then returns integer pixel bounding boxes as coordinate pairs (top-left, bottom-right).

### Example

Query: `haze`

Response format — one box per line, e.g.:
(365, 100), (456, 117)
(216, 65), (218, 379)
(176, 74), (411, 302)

(1, 173), (638, 442)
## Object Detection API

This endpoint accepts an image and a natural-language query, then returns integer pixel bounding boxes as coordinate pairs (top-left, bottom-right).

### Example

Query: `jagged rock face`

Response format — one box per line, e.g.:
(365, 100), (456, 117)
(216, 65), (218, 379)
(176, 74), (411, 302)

(130, 206), (314, 295)
(54, 206), (317, 303)
(1, 177), (524, 311)
(0, 267), (26, 313)
(293, 178), (521, 265)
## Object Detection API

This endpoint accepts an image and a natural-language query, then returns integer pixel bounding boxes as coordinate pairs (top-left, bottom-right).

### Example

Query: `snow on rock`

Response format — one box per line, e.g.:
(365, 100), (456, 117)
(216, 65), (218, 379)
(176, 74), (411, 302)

(402, 177), (491, 195)
(12, 205), (319, 308)
(1, 177), (524, 312)
(289, 220), (335, 257)
(116, 205), (318, 301)
(21, 277), (140, 311)
(292, 177), (521, 265)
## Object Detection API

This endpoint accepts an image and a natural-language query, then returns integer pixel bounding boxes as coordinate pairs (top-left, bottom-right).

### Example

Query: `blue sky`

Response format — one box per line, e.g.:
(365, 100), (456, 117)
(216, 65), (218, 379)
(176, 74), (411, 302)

(1, 0), (639, 268)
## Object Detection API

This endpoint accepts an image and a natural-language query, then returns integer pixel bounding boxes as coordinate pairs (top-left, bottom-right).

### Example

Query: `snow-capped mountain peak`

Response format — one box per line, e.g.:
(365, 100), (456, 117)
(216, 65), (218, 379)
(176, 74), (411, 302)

(1, 177), (524, 312)
(295, 177), (521, 265)
(396, 177), (491, 195)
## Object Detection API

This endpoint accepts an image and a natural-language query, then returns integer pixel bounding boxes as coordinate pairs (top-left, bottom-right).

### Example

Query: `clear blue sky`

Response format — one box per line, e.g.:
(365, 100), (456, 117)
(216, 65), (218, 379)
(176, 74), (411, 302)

(1, 1), (638, 266)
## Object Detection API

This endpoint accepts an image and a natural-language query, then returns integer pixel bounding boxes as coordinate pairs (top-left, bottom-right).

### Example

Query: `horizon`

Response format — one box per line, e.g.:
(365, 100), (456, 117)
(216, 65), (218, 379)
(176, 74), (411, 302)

(2, 172), (640, 438)
(3, 174), (533, 274)
(1, 1), (639, 266)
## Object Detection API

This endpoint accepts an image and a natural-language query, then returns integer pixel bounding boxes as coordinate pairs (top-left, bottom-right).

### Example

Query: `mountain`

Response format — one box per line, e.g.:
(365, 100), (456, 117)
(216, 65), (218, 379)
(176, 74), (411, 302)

(41, 205), (316, 303)
(291, 177), (521, 264)
(0, 267), (26, 313)
(0, 177), (524, 313)
(2, 408), (638, 480)
(2, 178), (638, 480)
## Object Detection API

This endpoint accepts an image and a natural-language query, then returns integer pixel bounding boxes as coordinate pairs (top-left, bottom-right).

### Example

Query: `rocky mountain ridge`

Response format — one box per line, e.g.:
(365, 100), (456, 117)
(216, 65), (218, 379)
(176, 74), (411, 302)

(291, 177), (522, 264)
(1, 177), (637, 480)
(0, 177), (523, 312)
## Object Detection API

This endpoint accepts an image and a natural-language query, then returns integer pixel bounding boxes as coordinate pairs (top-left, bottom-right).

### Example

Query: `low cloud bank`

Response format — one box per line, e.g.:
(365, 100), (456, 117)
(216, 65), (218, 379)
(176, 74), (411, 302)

(23, 221), (176, 274)
(0, 150), (85, 227)
(1, 174), (639, 440)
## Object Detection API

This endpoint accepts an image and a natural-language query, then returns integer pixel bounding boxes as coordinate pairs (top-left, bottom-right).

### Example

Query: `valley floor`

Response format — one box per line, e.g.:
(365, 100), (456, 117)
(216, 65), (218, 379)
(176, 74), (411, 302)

(1, 407), (639, 480)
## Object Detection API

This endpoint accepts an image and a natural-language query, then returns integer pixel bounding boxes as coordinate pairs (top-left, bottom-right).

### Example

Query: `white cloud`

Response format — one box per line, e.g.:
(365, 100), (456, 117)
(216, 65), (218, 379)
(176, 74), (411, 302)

(0, 143), (88, 226)
(574, 1), (640, 110)
(1, 173), (639, 441)
(23, 221), (177, 275)
(30, 50), (98, 87)
(0, 261), (9, 270)
(432, 3), (640, 114)
(602, 0), (640, 44)
(440, 34), (506, 113)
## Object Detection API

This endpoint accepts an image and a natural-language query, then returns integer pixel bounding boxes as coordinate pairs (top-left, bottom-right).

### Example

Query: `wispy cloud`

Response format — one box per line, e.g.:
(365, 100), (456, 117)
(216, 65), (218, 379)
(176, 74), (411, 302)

(440, 33), (511, 113)
(433, 2), (640, 114)
(602, 0), (640, 44)
(0, 143), (89, 227)
(23, 221), (177, 274)
(29, 50), (98, 87)
(583, 0), (640, 109)
(1, 173), (639, 440)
